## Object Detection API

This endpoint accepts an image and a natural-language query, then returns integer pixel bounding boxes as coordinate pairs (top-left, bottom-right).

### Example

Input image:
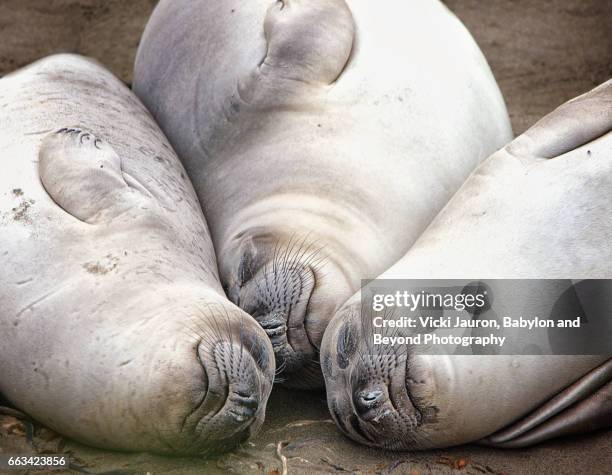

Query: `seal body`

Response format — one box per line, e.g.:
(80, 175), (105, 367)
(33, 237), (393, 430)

(322, 80), (612, 449)
(134, 0), (512, 387)
(0, 55), (275, 455)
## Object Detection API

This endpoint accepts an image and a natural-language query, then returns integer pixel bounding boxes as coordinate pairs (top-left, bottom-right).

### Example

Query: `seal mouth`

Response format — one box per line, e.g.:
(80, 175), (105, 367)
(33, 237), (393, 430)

(174, 335), (273, 455)
(256, 312), (290, 348)
(226, 389), (260, 423)
(236, 261), (318, 378)
(329, 398), (377, 445)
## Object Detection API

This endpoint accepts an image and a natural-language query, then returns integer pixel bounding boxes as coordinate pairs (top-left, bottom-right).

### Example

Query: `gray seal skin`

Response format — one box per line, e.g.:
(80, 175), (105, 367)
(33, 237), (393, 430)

(133, 0), (512, 387)
(321, 80), (612, 449)
(0, 55), (275, 455)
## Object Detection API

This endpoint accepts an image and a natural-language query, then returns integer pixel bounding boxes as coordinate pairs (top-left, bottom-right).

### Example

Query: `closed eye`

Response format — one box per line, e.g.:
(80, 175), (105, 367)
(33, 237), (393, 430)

(336, 322), (357, 370)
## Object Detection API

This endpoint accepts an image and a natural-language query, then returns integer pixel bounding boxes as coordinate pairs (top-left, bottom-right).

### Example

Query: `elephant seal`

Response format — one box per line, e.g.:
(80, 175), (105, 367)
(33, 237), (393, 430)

(133, 0), (512, 387)
(321, 80), (612, 449)
(0, 55), (275, 455)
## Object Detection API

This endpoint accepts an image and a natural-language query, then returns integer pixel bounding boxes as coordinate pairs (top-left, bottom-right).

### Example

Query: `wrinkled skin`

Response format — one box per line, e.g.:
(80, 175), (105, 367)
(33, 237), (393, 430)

(133, 0), (512, 388)
(0, 55), (275, 455)
(322, 80), (612, 449)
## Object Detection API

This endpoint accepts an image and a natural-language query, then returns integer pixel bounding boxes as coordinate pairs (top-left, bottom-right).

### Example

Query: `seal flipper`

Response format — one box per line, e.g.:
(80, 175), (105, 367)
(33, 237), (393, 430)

(39, 128), (144, 223)
(508, 79), (611, 159)
(481, 359), (612, 448)
(0, 404), (35, 447)
(259, 0), (354, 85)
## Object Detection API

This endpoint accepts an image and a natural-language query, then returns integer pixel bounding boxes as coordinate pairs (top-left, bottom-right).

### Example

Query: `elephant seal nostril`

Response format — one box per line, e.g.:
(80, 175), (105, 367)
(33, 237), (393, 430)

(229, 390), (259, 412)
(227, 392), (259, 423)
(259, 316), (288, 341)
(360, 390), (383, 404)
(225, 388), (260, 423)
(354, 387), (387, 417)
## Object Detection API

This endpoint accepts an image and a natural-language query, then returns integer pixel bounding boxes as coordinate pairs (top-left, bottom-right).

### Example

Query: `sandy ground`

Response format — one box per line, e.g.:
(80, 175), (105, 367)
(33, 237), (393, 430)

(444, 0), (611, 134)
(2, 386), (611, 475)
(0, 0), (155, 85)
(0, 0), (609, 134)
(0, 1), (611, 474)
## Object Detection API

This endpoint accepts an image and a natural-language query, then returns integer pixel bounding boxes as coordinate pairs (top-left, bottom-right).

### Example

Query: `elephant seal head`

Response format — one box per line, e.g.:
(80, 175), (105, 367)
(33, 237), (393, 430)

(221, 231), (353, 389)
(320, 297), (441, 450)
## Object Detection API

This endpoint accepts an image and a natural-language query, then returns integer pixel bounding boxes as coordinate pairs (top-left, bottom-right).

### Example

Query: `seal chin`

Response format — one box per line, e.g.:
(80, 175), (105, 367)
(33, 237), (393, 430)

(235, 261), (318, 381)
(321, 303), (435, 450)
